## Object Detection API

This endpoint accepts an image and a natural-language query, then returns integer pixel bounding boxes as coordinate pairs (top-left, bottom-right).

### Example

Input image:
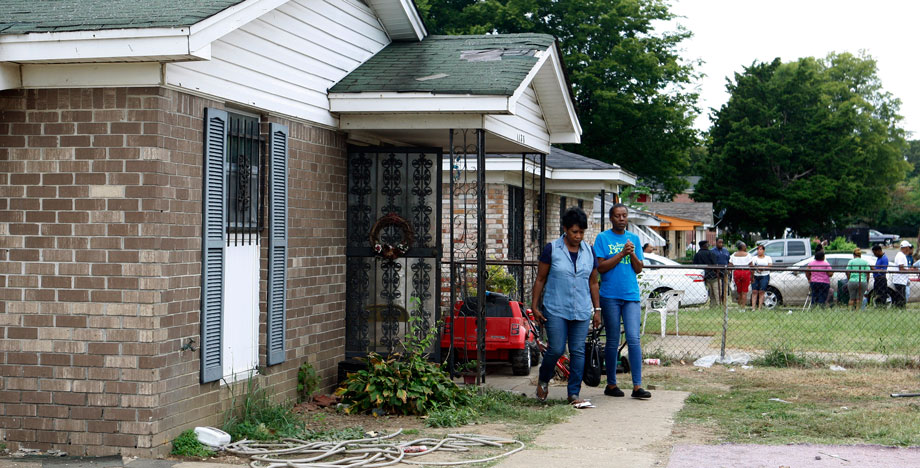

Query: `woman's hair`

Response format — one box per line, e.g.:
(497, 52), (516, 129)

(736, 241), (746, 250)
(643, 243), (650, 250)
(815, 250), (825, 261)
(562, 206), (588, 230)
(853, 248), (861, 257)
(757, 244), (765, 252)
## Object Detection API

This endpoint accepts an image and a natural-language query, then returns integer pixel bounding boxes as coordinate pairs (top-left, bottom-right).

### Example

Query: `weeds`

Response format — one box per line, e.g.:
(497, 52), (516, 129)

(221, 373), (306, 441)
(754, 347), (810, 368)
(171, 429), (215, 457)
(301, 426), (366, 441)
(297, 361), (319, 403)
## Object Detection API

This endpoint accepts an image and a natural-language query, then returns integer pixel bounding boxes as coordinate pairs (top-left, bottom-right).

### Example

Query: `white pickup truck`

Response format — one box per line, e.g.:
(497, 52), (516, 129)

(756, 238), (813, 266)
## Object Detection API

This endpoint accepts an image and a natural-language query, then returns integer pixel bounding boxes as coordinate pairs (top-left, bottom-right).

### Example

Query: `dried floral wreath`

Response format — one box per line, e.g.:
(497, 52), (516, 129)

(369, 213), (415, 260)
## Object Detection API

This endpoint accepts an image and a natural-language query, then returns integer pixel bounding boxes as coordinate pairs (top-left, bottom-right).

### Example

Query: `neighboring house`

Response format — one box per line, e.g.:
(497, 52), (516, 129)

(642, 202), (714, 259)
(0, 0), (580, 456)
(591, 201), (667, 250)
(438, 148), (635, 303)
(636, 175), (701, 203)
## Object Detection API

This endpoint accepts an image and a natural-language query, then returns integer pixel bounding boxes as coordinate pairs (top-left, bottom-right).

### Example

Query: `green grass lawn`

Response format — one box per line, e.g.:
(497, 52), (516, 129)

(648, 364), (920, 446)
(647, 305), (920, 355)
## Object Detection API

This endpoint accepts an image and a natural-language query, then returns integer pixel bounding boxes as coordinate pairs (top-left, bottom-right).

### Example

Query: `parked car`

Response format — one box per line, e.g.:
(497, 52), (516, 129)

(748, 253), (920, 309)
(869, 229), (900, 245)
(757, 238), (812, 266)
(640, 253), (708, 306)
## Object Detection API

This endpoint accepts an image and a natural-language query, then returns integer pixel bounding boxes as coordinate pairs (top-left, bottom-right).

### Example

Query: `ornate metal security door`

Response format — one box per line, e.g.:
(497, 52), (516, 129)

(345, 147), (442, 357)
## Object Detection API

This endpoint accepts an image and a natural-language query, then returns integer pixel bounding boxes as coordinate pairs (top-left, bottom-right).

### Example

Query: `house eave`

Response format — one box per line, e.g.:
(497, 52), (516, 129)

(0, 0), (291, 63)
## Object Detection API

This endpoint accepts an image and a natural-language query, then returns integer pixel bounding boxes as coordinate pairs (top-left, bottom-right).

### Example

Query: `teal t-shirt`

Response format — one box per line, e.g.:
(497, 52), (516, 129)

(847, 257), (870, 283)
(593, 229), (644, 300)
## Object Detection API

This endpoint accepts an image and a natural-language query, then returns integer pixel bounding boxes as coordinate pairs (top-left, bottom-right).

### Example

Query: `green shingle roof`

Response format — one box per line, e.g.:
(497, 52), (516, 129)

(0, 0), (246, 35)
(330, 34), (556, 95)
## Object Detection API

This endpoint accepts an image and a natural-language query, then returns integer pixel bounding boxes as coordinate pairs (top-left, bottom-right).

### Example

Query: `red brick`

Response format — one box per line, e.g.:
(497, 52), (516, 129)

(103, 433), (136, 447)
(20, 392), (52, 404)
(87, 420), (117, 433)
(44, 123), (75, 135)
(42, 173), (73, 185)
(0, 391), (20, 402)
(8, 327), (37, 339)
(70, 407), (103, 419)
(40, 354), (72, 366)
(8, 351), (39, 364)
(88, 342), (119, 355)
(55, 315), (86, 328)
(28, 135), (58, 147)
(75, 147), (106, 159)
(36, 405), (68, 418)
(92, 135), (123, 147)
(53, 392), (86, 406)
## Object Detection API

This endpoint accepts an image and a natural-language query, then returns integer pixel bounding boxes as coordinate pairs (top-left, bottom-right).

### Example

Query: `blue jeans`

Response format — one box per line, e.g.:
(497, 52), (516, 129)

(538, 315), (590, 398)
(601, 297), (642, 387)
(810, 282), (829, 305)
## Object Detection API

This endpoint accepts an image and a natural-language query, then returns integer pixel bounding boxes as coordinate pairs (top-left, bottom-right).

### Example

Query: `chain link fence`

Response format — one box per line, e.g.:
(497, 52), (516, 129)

(637, 263), (920, 362)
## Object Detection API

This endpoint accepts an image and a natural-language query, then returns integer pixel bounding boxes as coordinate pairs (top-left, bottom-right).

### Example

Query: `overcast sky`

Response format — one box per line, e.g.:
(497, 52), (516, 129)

(668, 0), (920, 139)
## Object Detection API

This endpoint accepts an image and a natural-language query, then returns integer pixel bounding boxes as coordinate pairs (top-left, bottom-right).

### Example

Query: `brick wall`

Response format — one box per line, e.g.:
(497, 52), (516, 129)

(437, 182), (596, 306)
(0, 87), (346, 456)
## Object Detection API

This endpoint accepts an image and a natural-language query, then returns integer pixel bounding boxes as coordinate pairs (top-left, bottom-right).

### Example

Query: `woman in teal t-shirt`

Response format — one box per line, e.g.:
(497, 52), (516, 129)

(846, 248), (870, 310)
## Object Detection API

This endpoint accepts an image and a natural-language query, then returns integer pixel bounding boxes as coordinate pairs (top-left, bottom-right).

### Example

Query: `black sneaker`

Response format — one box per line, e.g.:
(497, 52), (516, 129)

(631, 387), (652, 399)
(604, 385), (625, 397)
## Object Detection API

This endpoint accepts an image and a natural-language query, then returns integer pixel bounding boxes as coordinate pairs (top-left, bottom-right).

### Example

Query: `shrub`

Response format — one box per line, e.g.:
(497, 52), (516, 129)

(827, 236), (857, 252)
(171, 429), (215, 457)
(335, 300), (472, 416)
(297, 361), (319, 402)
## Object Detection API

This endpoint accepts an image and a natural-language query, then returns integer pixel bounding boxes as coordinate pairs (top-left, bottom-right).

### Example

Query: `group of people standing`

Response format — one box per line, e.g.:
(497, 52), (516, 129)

(692, 239), (774, 310)
(531, 204), (651, 405)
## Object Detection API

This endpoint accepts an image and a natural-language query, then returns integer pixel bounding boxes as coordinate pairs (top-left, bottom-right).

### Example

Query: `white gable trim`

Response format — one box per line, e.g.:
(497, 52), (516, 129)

(513, 44), (581, 144)
(188, 0), (292, 52)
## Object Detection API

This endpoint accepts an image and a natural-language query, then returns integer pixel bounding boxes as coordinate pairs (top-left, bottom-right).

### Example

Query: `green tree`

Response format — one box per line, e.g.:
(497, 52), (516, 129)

(416, 0), (700, 197)
(904, 140), (920, 178)
(694, 53), (909, 237)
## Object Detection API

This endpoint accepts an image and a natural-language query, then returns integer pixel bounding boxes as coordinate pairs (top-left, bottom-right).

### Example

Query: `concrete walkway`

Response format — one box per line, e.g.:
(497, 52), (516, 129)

(485, 374), (689, 468)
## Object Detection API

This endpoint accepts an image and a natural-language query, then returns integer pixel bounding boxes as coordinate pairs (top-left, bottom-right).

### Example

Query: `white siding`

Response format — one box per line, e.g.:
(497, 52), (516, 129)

(166, 0), (389, 128)
(485, 85), (550, 153)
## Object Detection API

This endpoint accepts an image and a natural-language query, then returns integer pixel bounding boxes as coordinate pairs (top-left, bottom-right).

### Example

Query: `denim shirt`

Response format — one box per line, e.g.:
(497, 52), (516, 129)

(542, 236), (594, 321)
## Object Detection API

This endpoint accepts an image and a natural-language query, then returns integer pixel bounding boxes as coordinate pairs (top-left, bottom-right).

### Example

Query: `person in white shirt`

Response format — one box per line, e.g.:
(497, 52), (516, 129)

(892, 240), (911, 308)
(750, 244), (773, 310)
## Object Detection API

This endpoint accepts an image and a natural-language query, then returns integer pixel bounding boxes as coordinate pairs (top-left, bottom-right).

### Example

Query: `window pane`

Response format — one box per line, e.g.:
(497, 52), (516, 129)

(788, 241), (806, 256)
(764, 242), (783, 257)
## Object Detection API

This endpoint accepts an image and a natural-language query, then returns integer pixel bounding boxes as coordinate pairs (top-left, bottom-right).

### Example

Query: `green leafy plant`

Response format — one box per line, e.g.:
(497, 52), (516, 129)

(485, 264), (517, 295)
(297, 361), (319, 402)
(221, 374), (306, 441)
(171, 429), (215, 457)
(335, 298), (472, 416)
(826, 236), (857, 252)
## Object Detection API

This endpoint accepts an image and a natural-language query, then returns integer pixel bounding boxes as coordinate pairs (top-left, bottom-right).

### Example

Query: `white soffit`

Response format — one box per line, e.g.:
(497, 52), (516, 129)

(364, 0), (427, 41)
(0, 63), (21, 90)
(0, 0), (290, 63)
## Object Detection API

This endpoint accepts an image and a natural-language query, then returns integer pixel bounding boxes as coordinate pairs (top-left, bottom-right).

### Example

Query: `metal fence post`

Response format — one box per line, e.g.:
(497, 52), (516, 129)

(720, 264), (728, 360)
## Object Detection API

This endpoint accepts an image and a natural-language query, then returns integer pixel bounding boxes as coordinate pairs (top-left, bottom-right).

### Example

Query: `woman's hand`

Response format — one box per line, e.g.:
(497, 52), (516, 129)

(592, 311), (602, 329)
(533, 308), (547, 324)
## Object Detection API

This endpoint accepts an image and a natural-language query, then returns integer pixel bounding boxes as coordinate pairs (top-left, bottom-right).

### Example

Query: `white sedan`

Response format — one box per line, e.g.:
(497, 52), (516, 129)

(640, 253), (708, 306)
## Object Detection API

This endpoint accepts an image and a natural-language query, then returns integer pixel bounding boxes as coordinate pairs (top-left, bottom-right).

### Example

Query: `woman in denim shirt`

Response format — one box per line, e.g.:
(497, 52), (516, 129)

(532, 207), (601, 404)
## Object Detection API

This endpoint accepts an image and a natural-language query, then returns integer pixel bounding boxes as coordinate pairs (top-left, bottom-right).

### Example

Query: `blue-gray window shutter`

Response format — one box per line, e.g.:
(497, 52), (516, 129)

(200, 108), (227, 383)
(266, 123), (289, 366)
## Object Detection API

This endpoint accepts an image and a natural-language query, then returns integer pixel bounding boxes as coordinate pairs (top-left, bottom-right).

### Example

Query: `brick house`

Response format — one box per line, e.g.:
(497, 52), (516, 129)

(0, 0), (583, 457)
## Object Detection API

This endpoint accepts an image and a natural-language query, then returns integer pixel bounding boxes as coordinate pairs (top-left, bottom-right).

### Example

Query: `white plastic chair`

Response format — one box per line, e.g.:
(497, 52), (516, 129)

(642, 290), (684, 337)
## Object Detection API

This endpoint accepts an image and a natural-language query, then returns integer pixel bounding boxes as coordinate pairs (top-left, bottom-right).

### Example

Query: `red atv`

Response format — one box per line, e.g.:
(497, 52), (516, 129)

(440, 293), (541, 376)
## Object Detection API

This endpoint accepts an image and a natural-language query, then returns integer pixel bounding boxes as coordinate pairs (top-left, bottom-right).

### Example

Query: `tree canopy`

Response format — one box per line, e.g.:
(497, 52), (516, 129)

(693, 53), (909, 237)
(415, 0), (700, 196)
